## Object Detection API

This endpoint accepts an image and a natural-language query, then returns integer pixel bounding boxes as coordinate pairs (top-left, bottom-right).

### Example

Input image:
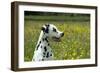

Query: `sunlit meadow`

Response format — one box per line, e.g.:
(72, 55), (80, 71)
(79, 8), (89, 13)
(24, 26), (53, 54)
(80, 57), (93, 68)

(24, 12), (90, 61)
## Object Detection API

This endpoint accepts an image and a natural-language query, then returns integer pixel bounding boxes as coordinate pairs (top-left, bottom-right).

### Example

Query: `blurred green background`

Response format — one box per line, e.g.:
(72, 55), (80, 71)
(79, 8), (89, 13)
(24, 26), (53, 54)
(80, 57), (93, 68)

(24, 11), (90, 61)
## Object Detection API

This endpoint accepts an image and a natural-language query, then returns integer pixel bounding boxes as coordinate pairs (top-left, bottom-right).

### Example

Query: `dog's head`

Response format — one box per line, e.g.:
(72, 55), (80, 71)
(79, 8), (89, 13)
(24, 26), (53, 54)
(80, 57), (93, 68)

(41, 24), (64, 41)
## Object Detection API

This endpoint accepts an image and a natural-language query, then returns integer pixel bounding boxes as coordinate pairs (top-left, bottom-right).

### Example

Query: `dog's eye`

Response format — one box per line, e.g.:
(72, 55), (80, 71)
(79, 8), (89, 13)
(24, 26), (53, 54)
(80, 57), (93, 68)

(53, 28), (56, 32)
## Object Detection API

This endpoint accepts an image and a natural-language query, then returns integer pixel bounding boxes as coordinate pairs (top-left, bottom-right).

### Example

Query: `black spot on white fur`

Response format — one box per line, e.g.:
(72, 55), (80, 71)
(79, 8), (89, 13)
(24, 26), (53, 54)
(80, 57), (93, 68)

(41, 24), (49, 33)
(44, 37), (48, 42)
(44, 46), (47, 52)
(42, 59), (44, 61)
(41, 27), (45, 32)
(50, 54), (52, 56)
(40, 41), (41, 44)
(45, 27), (49, 33)
(45, 24), (49, 33)
(41, 45), (42, 48)
(36, 41), (41, 50)
(43, 52), (45, 55)
(43, 52), (46, 57)
(53, 27), (57, 32)
(36, 45), (39, 50)
(46, 52), (49, 58)
(42, 38), (44, 41)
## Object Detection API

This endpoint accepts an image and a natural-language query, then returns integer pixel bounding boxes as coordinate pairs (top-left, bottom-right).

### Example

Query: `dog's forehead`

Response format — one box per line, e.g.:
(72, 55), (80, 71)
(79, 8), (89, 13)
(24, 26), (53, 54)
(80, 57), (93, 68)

(49, 24), (57, 29)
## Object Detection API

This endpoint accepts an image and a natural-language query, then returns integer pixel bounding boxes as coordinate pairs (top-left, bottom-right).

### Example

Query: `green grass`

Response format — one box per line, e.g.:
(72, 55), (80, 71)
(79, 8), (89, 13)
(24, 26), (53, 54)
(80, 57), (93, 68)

(24, 16), (90, 61)
(25, 15), (90, 21)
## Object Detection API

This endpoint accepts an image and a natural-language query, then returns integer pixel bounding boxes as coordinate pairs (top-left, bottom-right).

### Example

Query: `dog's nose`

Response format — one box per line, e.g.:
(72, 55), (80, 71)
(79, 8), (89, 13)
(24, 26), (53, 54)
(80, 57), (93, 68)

(61, 32), (64, 37)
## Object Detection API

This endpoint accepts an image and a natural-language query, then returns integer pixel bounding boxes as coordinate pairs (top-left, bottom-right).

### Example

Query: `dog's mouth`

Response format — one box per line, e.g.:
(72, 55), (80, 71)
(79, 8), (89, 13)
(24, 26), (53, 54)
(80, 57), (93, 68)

(52, 37), (61, 42)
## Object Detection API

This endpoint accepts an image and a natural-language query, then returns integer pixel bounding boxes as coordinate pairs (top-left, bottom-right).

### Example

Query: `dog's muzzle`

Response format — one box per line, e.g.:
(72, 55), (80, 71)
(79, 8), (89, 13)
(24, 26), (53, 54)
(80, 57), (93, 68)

(61, 32), (64, 37)
(52, 32), (64, 42)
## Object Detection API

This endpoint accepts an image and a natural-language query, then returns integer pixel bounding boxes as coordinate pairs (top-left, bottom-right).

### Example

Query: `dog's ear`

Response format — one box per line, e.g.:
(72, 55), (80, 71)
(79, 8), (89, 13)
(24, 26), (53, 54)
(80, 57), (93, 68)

(45, 24), (49, 33)
(45, 24), (49, 27)
(41, 26), (45, 32)
(41, 24), (49, 33)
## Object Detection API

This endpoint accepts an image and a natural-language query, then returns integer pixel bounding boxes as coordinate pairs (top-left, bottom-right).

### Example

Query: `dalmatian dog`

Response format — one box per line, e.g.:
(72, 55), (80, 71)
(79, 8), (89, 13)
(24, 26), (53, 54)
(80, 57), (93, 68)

(32, 24), (64, 61)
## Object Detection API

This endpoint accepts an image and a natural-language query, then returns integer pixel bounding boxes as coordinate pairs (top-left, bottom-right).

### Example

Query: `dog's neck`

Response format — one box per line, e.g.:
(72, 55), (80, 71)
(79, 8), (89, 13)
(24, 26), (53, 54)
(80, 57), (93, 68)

(37, 31), (49, 45)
